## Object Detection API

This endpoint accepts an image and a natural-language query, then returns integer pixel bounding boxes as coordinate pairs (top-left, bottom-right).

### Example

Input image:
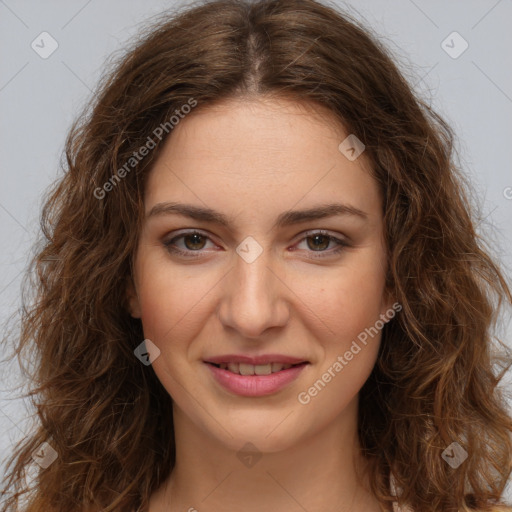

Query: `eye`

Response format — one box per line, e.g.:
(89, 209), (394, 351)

(163, 231), (216, 259)
(293, 230), (349, 259)
(163, 229), (348, 259)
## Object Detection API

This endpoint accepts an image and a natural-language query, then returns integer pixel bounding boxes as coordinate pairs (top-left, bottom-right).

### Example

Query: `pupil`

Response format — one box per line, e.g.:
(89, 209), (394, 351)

(183, 234), (329, 251)
(308, 235), (328, 251)
(185, 234), (205, 250)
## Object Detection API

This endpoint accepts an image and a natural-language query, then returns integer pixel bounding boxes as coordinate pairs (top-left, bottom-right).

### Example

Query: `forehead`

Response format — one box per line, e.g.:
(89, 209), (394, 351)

(143, 97), (381, 229)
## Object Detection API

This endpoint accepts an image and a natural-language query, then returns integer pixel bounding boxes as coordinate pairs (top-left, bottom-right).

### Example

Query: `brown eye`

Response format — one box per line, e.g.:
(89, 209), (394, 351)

(163, 230), (216, 258)
(294, 230), (349, 260)
(183, 233), (207, 250)
(306, 234), (330, 251)
(164, 230), (347, 260)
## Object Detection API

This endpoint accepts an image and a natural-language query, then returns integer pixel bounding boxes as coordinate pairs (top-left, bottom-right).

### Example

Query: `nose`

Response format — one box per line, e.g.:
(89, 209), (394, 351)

(217, 246), (290, 339)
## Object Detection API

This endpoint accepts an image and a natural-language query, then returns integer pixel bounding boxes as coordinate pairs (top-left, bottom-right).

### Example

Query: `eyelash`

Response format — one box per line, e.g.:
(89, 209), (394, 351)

(163, 230), (348, 260)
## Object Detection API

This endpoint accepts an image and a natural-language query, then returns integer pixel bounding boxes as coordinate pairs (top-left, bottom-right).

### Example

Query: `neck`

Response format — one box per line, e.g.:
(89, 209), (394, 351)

(150, 396), (383, 512)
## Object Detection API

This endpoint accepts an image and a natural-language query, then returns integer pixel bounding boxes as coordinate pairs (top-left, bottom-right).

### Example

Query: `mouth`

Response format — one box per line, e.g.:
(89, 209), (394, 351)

(203, 356), (310, 397)
(205, 361), (307, 376)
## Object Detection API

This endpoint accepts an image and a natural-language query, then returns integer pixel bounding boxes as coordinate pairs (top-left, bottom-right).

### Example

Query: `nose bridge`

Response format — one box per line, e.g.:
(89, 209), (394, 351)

(219, 239), (287, 337)
(236, 246), (272, 301)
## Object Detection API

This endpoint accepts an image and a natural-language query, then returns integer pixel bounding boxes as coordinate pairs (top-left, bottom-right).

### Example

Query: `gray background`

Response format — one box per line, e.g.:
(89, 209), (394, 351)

(1, 0), (511, 503)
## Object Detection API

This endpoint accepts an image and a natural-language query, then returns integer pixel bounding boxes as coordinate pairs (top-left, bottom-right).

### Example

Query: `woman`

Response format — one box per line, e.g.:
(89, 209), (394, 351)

(1, 0), (511, 511)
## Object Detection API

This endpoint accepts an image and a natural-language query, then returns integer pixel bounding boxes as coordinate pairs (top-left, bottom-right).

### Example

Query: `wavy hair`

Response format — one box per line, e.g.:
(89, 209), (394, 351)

(1, 0), (511, 511)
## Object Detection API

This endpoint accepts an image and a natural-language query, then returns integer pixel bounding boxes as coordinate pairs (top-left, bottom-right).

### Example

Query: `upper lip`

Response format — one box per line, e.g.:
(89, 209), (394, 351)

(204, 354), (308, 365)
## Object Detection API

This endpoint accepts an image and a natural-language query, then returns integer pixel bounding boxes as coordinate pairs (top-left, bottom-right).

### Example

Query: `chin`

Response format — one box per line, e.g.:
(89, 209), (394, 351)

(208, 408), (308, 453)
(223, 429), (302, 455)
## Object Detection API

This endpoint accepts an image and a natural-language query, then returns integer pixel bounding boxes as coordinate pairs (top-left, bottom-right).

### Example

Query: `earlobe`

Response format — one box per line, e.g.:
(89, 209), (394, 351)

(126, 279), (142, 319)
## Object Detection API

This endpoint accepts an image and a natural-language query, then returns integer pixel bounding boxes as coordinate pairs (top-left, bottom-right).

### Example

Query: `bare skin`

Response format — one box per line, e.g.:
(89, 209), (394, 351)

(127, 96), (394, 512)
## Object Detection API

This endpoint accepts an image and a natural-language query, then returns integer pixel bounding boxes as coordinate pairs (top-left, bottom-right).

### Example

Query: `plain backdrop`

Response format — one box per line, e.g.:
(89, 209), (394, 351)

(0, 0), (511, 504)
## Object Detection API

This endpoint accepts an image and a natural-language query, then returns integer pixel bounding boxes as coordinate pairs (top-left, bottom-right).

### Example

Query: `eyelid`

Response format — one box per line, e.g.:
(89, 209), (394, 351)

(163, 228), (347, 243)
(162, 229), (219, 252)
(295, 228), (348, 243)
(163, 228), (349, 258)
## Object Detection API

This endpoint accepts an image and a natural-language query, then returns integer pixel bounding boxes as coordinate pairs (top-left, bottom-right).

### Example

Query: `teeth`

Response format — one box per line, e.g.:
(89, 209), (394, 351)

(254, 364), (272, 375)
(239, 363), (254, 376)
(227, 363), (239, 374)
(272, 362), (287, 372)
(218, 362), (295, 375)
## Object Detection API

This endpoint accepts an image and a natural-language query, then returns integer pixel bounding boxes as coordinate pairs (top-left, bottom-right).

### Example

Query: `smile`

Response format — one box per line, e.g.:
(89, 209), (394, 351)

(204, 360), (309, 397)
(208, 362), (299, 375)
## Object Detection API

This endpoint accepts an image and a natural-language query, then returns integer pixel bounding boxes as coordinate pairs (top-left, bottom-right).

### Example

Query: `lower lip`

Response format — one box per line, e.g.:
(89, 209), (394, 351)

(205, 363), (308, 397)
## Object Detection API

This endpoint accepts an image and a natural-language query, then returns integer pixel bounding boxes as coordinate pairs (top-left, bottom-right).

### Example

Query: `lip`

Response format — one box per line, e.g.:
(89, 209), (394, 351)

(204, 354), (308, 365)
(205, 361), (309, 397)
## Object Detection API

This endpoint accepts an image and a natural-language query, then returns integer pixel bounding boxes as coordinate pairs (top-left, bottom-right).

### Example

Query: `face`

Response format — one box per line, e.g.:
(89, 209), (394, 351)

(127, 96), (394, 453)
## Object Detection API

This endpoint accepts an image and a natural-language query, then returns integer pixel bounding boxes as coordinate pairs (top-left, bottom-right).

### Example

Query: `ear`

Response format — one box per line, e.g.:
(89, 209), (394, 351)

(126, 278), (142, 319)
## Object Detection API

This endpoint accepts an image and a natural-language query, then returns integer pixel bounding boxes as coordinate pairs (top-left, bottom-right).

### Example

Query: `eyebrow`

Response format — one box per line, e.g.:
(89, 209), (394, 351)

(147, 201), (368, 229)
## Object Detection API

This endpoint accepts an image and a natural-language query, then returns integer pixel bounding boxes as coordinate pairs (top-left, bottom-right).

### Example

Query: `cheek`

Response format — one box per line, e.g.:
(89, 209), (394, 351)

(295, 254), (387, 346)
(297, 269), (385, 411)
(137, 282), (176, 343)
(134, 249), (217, 344)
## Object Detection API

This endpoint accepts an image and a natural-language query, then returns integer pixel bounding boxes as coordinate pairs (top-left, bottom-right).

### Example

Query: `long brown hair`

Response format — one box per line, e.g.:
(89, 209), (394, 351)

(1, 0), (511, 511)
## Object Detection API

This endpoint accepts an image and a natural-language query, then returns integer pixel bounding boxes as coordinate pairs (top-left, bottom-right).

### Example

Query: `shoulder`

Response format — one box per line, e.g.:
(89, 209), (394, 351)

(472, 508), (512, 512)
(395, 505), (512, 512)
